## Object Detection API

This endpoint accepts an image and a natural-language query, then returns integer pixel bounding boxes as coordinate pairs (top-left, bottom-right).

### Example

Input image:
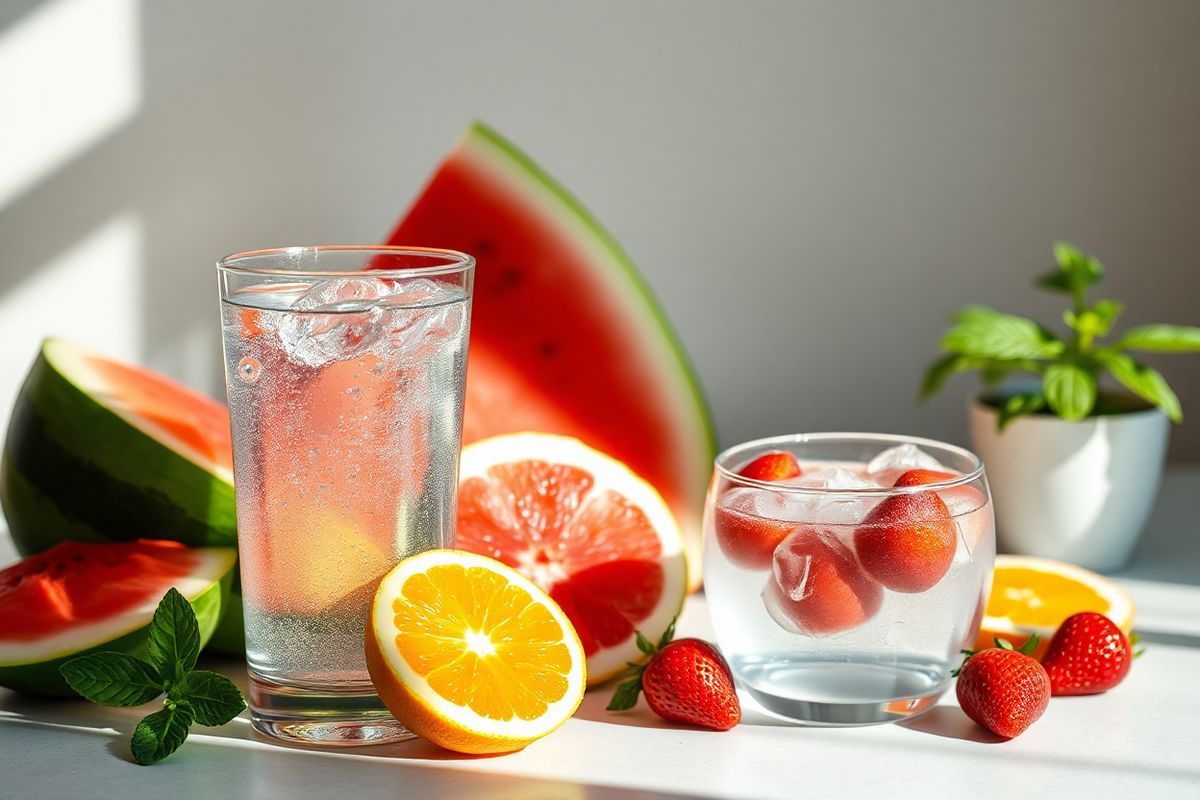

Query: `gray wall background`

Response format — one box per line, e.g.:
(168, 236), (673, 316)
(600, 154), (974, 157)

(3, 0), (1199, 458)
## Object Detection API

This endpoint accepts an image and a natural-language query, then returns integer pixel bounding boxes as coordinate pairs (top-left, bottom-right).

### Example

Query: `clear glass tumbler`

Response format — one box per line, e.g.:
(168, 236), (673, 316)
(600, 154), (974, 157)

(217, 246), (474, 744)
(704, 433), (994, 725)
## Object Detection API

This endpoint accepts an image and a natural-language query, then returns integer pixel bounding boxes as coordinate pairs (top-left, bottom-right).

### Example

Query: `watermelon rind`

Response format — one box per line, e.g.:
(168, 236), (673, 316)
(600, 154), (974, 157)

(1, 339), (237, 555)
(1, 339), (245, 655)
(466, 122), (717, 462)
(393, 123), (717, 589)
(0, 547), (235, 696)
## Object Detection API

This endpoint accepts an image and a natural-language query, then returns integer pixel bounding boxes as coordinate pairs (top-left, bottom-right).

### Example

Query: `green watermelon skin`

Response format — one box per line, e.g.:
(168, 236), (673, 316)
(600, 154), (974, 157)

(1, 345), (237, 554)
(0, 560), (232, 696)
(1, 341), (244, 655)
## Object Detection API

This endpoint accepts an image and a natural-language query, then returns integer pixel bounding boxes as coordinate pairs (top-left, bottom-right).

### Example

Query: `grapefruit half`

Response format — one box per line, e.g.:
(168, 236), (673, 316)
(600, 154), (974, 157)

(455, 433), (686, 684)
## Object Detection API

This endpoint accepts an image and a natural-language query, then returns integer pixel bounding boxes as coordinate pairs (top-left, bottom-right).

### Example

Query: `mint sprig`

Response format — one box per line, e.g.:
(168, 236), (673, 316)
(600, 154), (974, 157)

(922, 242), (1200, 429)
(59, 588), (245, 765)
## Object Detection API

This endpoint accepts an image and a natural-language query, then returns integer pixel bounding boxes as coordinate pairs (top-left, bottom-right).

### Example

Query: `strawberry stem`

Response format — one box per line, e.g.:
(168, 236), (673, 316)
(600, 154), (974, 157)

(607, 618), (679, 713)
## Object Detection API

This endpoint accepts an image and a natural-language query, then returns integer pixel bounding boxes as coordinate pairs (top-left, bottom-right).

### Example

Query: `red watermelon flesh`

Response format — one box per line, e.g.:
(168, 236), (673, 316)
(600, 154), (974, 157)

(1, 540), (203, 640)
(384, 123), (715, 588)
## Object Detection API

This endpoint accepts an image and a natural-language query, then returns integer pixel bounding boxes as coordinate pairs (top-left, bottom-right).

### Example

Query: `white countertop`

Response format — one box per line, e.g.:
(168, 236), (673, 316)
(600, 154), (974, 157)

(3, 469), (1200, 799)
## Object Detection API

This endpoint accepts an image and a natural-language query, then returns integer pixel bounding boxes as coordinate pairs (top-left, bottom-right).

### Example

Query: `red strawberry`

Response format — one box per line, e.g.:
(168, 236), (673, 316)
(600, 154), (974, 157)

(736, 451), (802, 482)
(892, 469), (959, 487)
(1041, 612), (1134, 696)
(608, 622), (740, 731)
(713, 498), (796, 570)
(765, 529), (883, 636)
(853, 491), (956, 592)
(955, 637), (1050, 739)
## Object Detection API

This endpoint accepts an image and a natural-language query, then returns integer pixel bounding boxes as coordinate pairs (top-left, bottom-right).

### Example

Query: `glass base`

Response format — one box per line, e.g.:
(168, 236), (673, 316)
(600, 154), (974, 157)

(735, 655), (949, 726)
(248, 673), (415, 746)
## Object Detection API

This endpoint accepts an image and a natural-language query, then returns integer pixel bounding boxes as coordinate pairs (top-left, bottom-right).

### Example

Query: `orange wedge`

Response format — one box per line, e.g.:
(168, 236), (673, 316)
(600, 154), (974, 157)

(365, 550), (586, 754)
(975, 555), (1135, 657)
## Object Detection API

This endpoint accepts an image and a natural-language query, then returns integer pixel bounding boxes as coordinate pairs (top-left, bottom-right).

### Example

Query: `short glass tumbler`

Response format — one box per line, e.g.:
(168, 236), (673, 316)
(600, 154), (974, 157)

(703, 433), (995, 725)
(218, 246), (474, 745)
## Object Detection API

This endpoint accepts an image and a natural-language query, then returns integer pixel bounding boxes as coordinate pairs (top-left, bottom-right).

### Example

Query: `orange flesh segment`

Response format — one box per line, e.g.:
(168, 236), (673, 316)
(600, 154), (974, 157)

(986, 566), (1110, 628)
(392, 564), (572, 722)
(88, 355), (232, 469)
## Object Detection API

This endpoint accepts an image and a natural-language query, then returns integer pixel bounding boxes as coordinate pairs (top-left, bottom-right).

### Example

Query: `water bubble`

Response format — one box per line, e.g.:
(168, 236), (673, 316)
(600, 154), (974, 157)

(238, 356), (262, 383)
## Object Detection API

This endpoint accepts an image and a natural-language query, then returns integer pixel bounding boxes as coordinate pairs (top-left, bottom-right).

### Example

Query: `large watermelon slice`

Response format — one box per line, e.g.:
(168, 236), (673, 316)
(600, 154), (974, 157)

(0, 339), (244, 653)
(384, 122), (716, 588)
(0, 539), (235, 695)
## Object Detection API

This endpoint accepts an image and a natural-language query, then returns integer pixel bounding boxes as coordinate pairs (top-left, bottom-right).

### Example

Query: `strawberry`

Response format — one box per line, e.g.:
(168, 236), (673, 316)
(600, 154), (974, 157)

(765, 529), (883, 636)
(892, 469), (959, 487)
(713, 500), (796, 570)
(607, 621), (741, 731)
(853, 490), (957, 592)
(955, 636), (1050, 739)
(736, 451), (802, 482)
(1041, 612), (1135, 696)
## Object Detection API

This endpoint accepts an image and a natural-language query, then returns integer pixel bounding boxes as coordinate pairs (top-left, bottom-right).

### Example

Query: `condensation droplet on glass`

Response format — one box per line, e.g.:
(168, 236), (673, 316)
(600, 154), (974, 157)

(238, 356), (262, 383)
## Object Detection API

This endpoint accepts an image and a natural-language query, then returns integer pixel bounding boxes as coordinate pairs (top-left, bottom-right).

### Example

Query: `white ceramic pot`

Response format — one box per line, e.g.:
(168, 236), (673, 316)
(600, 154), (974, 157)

(968, 396), (1169, 572)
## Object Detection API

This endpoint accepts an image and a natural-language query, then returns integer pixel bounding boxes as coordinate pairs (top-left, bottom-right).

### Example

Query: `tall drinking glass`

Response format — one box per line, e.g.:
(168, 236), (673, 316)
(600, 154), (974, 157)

(217, 246), (474, 745)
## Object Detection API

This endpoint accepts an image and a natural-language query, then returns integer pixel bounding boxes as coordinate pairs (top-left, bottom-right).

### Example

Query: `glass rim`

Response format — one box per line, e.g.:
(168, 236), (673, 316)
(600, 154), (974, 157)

(216, 245), (475, 279)
(714, 431), (986, 495)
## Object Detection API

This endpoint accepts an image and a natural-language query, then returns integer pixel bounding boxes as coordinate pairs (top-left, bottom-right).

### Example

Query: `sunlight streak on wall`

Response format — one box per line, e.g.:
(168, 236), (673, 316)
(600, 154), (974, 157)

(0, 213), (143, 420)
(0, 0), (140, 211)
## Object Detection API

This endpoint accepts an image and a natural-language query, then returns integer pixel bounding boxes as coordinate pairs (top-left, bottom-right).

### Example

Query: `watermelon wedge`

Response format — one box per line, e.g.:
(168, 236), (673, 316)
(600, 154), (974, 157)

(384, 122), (716, 589)
(0, 540), (235, 695)
(0, 339), (244, 653)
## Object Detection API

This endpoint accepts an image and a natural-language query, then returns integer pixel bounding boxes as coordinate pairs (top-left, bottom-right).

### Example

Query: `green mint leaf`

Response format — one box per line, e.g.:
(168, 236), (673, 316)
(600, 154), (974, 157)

(1035, 268), (1072, 293)
(148, 588), (200, 683)
(1043, 363), (1098, 422)
(919, 353), (964, 399)
(996, 391), (1045, 431)
(606, 676), (644, 711)
(1101, 352), (1183, 423)
(1064, 300), (1123, 338)
(1117, 324), (1200, 353)
(131, 703), (194, 765)
(182, 671), (246, 726)
(942, 306), (1064, 360)
(657, 617), (677, 651)
(634, 631), (656, 656)
(59, 653), (163, 707)
(1052, 241), (1104, 290)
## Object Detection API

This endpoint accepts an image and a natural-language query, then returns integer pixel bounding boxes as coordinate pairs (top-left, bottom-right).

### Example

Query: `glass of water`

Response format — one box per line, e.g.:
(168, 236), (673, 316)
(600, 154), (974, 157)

(217, 246), (474, 745)
(704, 433), (994, 725)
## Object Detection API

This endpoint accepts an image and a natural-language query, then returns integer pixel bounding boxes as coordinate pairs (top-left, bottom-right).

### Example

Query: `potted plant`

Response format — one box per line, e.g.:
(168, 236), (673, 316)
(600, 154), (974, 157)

(922, 243), (1200, 571)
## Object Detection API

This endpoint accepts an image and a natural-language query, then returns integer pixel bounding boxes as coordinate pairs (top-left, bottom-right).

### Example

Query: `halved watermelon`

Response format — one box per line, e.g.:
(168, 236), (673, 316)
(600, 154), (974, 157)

(0, 339), (244, 653)
(0, 540), (235, 695)
(384, 122), (716, 589)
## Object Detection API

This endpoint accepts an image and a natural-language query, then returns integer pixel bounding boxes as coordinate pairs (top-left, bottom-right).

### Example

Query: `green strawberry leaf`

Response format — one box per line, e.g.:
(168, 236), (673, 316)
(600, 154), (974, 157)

(1016, 634), (1040, 656)
(59, 653), (163, 707)
(606, 676), (644, 711)
(148, 588), (200, 683)
(657, 617), (677, 651)
(634, 631), (656, 656)
(1042, 363), (1098, 421)
(183, 671), (246, 727)
(131, 703), (194, 765)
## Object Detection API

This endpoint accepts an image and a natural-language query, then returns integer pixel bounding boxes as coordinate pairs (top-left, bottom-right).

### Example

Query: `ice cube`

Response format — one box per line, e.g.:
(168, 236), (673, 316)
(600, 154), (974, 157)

(866, 444), (946, 484)
(273, 278), (390, 367)
(379, 279), (468, 363)
(292, 277), (391, 312)
(792, 467), (874, 491)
